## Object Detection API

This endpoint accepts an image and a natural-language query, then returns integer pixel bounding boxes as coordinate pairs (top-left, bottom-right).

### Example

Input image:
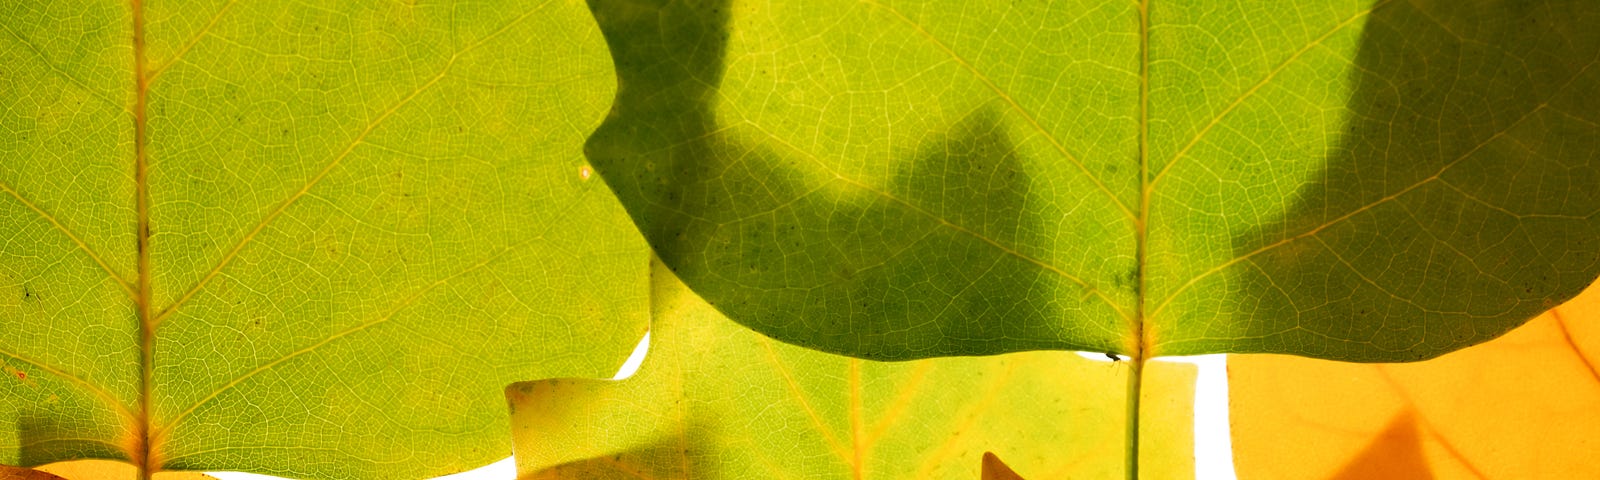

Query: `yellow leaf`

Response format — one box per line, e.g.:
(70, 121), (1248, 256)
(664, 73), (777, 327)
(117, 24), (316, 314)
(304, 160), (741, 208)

(33, 460), (216, 480)
(1231, 281), (1600, 478)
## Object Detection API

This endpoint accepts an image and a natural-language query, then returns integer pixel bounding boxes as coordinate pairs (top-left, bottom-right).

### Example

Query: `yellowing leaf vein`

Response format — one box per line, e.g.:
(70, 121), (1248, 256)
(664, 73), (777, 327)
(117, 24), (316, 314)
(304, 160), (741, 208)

(149, 0), (558, 328)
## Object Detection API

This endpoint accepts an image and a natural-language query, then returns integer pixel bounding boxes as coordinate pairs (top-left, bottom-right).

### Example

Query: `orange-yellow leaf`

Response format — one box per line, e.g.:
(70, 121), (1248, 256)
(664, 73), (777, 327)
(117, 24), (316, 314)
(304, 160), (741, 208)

(1230, 281), (1600, 479)
(17, 460), (216, 480)
(0, 465), (68, 480)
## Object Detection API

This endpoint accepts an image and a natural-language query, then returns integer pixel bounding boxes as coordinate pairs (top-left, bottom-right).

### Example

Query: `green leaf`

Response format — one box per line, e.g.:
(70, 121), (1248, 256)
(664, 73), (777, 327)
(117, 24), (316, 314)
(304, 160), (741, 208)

(507, 260), (1199, 479)
(1, 0), (647, 477)
(586, 0), (1600, 361)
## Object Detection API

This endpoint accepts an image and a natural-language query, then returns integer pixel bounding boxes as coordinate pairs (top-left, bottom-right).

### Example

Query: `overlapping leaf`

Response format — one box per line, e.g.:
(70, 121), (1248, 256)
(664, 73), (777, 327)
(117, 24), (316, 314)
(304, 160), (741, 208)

(1, 0), (647, 477)
(5, 460), (214, 480)
(586, 0), (1600, 361)
(507, 262), (1198, 479)
(1230, 279), (1600, 479)
(0, 465), (65, 480)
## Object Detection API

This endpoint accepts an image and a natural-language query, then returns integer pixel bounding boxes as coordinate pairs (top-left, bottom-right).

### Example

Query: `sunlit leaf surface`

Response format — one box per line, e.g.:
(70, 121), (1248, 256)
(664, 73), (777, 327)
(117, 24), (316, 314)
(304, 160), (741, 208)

(1, 0), (647, 477)
(508, 262), (1198, 479)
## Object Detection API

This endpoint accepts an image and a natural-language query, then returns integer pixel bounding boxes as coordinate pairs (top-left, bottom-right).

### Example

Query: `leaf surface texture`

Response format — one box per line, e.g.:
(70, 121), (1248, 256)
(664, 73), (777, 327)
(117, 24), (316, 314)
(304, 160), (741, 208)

(508, 261), (1197, 479)
(1230, 279), (1600, 479)
(586, 0), (1600, 360)
(0, 0), (649, 477)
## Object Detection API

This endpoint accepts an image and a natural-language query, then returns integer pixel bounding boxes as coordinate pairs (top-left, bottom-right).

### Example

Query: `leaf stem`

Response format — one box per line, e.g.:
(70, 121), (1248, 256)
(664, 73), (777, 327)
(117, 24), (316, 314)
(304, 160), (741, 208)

(1125, 354), (1144, 480)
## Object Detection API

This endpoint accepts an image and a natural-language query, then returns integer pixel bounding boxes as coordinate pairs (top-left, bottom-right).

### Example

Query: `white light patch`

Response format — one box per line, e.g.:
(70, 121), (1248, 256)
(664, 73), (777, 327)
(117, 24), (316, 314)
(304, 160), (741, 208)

(613, 331), (651, 380)
(1163, 354), (1237, 480)
(1076, 351), (1127, 362)
(1070, 352), (1237, 480)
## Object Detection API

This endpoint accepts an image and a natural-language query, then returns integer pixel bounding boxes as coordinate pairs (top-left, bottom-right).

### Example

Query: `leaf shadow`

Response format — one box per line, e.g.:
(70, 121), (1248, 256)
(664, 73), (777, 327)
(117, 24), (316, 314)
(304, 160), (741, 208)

(1327, 410), (1433, 480)
(1186, 0), (1600, 360)
(585, 0), (1105, 359)
(981, 451), (1030, 480)
(12, 407), (124, 467)
(518, 438), (699, 480)
(15, 411), (54, 466)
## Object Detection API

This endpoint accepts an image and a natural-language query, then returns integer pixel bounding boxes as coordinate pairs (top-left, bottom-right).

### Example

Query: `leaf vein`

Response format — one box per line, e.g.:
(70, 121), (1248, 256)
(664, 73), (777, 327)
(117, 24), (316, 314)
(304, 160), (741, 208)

(143, 0), (243, 85)
(756, 337), (854, 467)
(857, 0), (1137, 221)
(1147, 69), (1590, 326)
(149, 0), (557, 326)
(152, 235), (543, 442)
(0, 180), (136, 301)
(1147, 0), (1392, 193)
(743, 121), (1133, 320)
(0, 346), (138, 432)
(0, 21), (134, 116)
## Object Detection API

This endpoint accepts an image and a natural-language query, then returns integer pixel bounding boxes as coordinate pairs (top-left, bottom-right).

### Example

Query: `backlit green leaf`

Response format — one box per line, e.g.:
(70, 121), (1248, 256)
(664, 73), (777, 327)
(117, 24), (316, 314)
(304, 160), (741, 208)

(586, 0), (1600, 360)
(1, 0), (647, 477)
(507, 261), (1198, 479)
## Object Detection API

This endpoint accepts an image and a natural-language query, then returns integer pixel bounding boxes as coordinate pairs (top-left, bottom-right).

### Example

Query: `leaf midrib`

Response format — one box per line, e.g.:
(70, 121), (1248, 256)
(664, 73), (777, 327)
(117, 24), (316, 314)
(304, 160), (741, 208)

(122, 0), (562, 471)
(735, 1), (1398, 353)
(859, 0), (1137, 221)
(753, 0), (1450, 356)
(133, 0), (154, 473)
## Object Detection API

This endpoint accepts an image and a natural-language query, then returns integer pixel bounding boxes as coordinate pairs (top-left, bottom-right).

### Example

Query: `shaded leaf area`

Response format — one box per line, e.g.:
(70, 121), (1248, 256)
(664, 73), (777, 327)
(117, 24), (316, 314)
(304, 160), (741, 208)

(507, 261), (1198, 479)
(1, 0), (648, 477)
(1230, 279), (1600, 479)
(588, 0), (1600, 362)
(979, 453), (1025, 480)
(587, 0), (1131, 360)
(1326, 412), (1433, 480)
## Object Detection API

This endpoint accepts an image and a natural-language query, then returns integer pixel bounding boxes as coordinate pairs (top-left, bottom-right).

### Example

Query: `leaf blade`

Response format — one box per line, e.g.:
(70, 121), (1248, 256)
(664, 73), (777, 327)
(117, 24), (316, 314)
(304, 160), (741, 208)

(586, 0), (1600, 361)
(3, 0), (652, 477)
(1230, 279), (1600, 478)
(508, 261), (1198, 479)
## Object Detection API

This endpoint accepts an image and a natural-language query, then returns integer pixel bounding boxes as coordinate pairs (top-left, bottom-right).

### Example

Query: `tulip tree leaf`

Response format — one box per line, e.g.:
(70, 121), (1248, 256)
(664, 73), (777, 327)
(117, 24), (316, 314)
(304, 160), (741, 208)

(1, 0), (648, 478)
(1229, 280), (1600, 479)
(507, 261), (1199, 479)
(586, 0), (1600, 361)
